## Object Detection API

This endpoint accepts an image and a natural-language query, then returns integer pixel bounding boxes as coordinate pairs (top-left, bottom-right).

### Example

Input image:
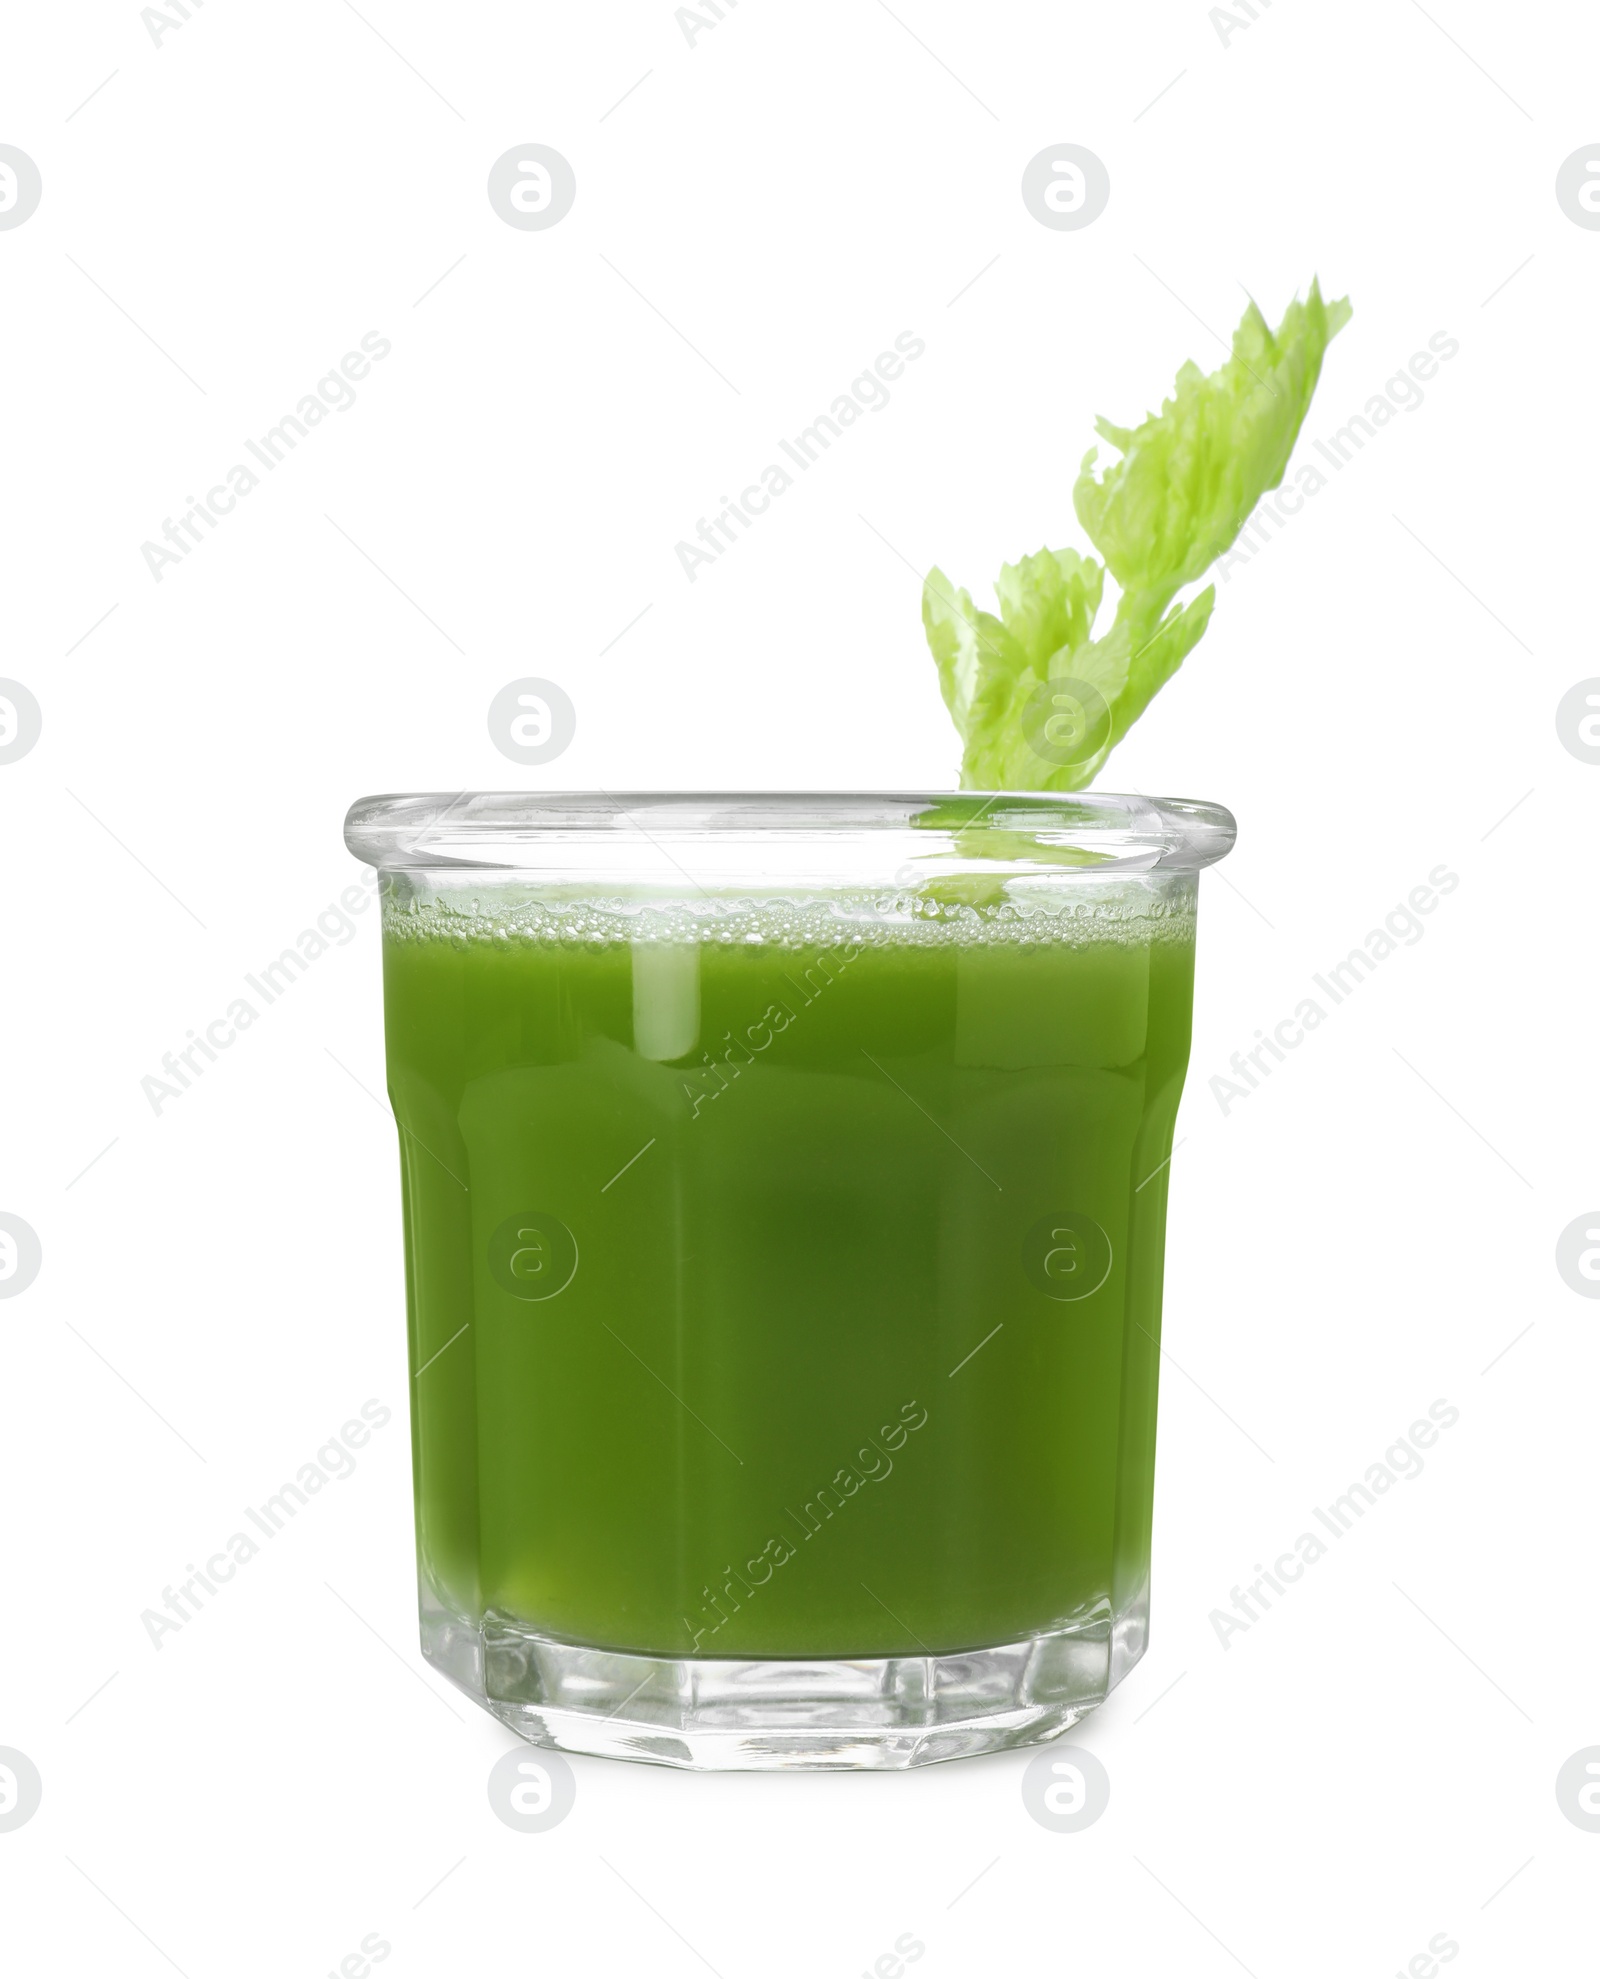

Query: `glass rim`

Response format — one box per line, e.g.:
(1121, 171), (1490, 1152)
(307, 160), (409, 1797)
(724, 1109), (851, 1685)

(345, 790), (1236, 876)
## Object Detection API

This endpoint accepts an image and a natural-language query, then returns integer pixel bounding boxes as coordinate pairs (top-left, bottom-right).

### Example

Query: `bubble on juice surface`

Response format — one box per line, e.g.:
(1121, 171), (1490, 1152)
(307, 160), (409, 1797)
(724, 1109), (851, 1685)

(381, 884), (1198, 952)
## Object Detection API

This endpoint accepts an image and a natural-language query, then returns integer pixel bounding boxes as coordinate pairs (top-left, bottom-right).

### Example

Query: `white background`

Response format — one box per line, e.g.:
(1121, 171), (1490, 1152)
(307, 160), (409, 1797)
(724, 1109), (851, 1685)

(2, 1), (1596, 1973)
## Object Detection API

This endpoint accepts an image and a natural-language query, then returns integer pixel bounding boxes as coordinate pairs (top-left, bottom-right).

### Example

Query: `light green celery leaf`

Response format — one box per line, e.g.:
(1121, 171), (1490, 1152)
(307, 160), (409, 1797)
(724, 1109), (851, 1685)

(953, 585), (1215, 793)
(924, 549), (1104, 787)
(992, 548), (1103, 671)
(953, 663), (1106, 793)
(1106, 583), (1216, 754)
(921, 279), (1349, 794)
(1073, 280), (1350, 631)
(921, 567), (1023, 738)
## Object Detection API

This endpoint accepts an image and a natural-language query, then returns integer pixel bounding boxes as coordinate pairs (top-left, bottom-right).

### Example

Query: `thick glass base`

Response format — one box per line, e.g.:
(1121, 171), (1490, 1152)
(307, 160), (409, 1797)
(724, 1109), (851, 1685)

(421, 1576), (1149, 1770)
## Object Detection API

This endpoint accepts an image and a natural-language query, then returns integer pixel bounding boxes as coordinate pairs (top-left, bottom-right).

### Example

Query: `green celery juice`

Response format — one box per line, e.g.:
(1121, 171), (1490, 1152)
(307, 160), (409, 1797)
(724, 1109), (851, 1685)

(382, 888), (1196, 1660)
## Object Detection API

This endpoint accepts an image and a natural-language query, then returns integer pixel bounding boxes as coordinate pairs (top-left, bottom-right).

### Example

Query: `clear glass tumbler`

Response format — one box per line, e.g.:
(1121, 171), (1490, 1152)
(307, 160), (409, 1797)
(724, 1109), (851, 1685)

(343, 791), (1234, 1769)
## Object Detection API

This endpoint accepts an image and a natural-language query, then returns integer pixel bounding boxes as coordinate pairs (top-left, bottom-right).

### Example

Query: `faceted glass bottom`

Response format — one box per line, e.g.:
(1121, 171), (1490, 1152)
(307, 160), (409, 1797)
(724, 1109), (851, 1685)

(421, 1571), (1149, 1770)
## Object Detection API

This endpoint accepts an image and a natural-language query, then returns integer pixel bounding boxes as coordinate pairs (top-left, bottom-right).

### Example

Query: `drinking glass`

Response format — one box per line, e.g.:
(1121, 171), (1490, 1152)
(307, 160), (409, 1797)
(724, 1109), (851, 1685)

(343, 790), (1234, 1769)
